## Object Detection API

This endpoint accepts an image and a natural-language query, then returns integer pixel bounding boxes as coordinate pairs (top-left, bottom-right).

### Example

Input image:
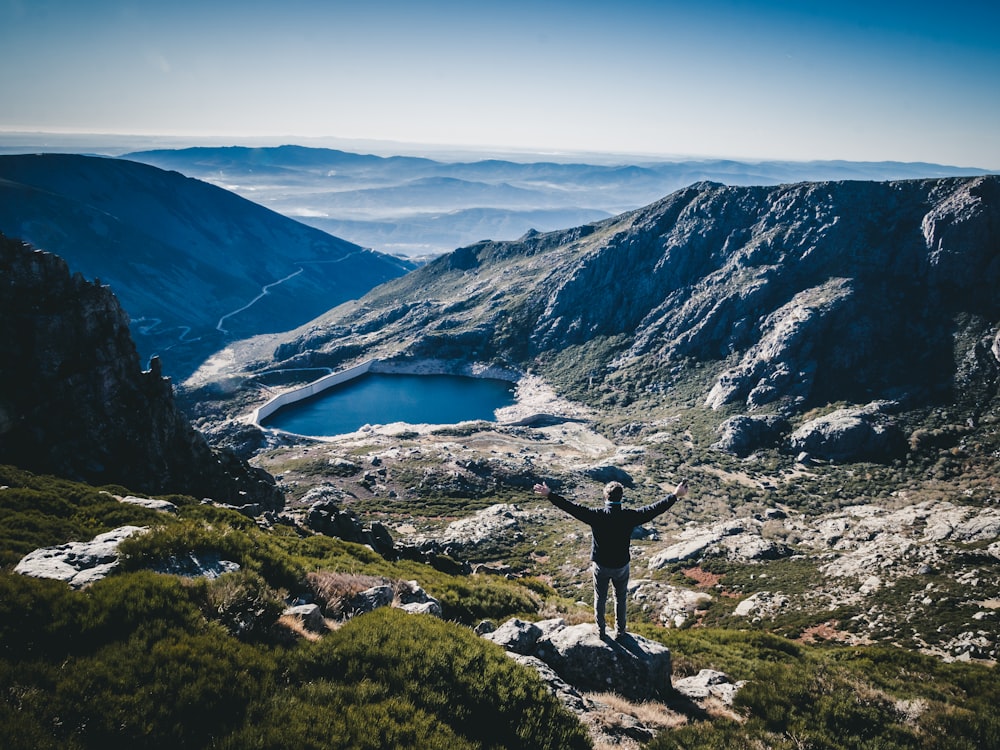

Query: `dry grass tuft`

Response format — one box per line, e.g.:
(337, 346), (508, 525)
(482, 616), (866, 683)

(586, 691), (687, 732)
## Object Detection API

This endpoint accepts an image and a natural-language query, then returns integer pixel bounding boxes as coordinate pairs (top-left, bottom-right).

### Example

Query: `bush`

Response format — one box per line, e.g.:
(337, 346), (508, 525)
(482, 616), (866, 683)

(204, 569), (285, 640)
(286, 607), (591, 749)
(431, 578), (540, 624)
(118, 519), (303, 590)
(38, 629), (274, 750)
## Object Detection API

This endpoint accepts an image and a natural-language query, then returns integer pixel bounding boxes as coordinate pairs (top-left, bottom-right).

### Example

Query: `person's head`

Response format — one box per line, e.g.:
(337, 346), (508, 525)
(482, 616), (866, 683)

(603, 481), (624, 506)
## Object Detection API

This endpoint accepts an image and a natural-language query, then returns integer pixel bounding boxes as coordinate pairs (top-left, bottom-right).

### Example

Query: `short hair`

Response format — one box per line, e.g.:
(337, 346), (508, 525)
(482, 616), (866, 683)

(603, 481), (624, 504)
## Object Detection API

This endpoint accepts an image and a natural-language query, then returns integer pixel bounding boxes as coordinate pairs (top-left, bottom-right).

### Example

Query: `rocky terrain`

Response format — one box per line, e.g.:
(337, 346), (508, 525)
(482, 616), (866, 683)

(191, 175), (999, 441)
(177, 174), (1000, 670)
(4, 171), (1000, 748)
(0, 233), (281, 506)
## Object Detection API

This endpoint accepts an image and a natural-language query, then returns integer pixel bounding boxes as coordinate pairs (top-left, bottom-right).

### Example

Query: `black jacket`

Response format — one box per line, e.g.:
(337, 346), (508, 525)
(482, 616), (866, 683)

(546, 492), (678, 567)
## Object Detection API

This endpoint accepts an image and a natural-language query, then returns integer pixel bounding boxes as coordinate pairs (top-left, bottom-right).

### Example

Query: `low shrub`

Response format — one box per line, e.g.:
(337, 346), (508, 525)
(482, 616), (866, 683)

(431, 577), (541, 624)
(204, 569), (285, 640)
(286, 607), (591, 750)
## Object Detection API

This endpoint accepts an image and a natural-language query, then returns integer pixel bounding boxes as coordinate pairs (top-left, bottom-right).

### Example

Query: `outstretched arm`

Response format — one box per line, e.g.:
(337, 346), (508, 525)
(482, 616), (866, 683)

(533, 481), (597, 524)
(634, 480), (689, 522)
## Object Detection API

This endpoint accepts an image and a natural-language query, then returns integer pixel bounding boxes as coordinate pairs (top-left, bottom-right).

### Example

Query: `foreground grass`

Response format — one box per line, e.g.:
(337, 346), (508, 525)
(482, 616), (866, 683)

(2, 464), (998, 749)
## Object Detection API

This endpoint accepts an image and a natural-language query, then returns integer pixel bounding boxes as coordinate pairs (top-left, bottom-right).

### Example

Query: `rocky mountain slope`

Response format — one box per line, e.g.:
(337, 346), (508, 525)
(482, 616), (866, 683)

(200, 175), (999, 457)
(0, 233), (280, 507)
(0, 153), (414, 378)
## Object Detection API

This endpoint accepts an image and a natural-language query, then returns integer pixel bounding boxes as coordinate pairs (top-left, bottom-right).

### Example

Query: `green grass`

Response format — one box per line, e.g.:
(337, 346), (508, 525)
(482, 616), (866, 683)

(5, 461), (1000, 749)
(641, 628), (1000, 750)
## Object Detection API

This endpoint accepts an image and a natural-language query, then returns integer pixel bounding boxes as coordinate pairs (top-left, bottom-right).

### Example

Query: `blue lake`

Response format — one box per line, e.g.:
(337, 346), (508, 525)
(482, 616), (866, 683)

(262, 373), (517, 436)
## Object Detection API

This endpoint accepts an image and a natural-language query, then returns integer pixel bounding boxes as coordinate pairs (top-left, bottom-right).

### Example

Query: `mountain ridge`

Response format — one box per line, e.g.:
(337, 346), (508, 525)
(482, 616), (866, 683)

(191, 174), (1000, 461)
(0, 153), (415, 378)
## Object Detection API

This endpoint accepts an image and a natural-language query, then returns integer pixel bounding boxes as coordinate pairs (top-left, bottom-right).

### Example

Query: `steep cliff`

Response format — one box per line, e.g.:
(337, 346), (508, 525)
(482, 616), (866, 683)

(211, 175), (999, 428)
(0, 233), (282, 507)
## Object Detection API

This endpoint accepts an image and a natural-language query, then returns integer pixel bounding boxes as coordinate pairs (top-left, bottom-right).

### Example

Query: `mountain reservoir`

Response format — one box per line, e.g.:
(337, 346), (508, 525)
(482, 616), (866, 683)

(261, 373), (517, 436)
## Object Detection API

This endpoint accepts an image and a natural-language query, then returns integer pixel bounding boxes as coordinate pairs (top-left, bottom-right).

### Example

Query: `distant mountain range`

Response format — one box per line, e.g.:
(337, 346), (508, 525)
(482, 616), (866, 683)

(123, 145), (991, 257)
(0, 153), (415, 378)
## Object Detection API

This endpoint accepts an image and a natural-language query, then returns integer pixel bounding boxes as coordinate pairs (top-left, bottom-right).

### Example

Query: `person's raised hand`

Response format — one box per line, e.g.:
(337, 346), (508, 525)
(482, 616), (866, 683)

(674, 480), (688, 499)
(533, 482), (551, 497)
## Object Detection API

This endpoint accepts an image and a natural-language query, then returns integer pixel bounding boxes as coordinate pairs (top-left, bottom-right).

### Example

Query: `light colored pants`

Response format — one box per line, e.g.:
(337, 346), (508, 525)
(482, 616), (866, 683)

(592, 561), (630, 633)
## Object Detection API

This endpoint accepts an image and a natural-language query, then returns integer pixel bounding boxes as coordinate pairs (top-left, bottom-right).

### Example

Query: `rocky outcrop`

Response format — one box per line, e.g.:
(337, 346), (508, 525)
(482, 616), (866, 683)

(485, 618), (672, 700)
(0, 234), (282, 509)
(647, 517), (792, 569)
(630, 580), (713, 628)
(304, 494), (394, 556)
(786, 402), (907, 462)
(408, 503), (532, 559)
(713, 414), (790, 456)
(484, 617), (744, 747)
(13, 490), (246, 587)
(648, 499), (1000, 661)
(14, 526), (148, 588)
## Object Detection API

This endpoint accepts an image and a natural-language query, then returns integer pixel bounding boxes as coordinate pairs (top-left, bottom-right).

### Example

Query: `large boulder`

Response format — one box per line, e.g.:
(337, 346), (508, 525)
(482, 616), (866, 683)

(713, 414), (789, 456)
(485, 618), (672, 701)
(14, 526), (148, 588)
(647, 517), (791, 568)
(305, 497), (394, 556)
(786, 403), (906, 462)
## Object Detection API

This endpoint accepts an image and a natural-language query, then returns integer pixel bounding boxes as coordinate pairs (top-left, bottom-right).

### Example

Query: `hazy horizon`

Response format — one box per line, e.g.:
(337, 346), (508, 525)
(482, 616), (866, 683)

(2, 1), (998, 170)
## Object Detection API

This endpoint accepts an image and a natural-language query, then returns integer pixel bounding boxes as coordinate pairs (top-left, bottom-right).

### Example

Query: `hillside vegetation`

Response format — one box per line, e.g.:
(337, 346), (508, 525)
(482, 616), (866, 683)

(5, 173), (1000, 748)
(3, 464), (999, 749)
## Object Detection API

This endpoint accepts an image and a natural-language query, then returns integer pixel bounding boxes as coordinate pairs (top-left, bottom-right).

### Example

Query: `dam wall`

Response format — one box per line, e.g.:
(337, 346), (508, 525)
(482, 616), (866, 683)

(251, 359), (376, 426)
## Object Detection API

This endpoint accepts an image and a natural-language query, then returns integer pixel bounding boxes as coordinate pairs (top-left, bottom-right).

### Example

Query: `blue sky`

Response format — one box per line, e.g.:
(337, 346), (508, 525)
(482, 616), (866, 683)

(2, 0), (998, 168)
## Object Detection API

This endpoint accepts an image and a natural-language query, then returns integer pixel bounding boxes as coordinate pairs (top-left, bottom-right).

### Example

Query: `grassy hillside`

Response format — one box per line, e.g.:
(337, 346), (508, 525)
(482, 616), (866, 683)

(2, 464), (998, 748)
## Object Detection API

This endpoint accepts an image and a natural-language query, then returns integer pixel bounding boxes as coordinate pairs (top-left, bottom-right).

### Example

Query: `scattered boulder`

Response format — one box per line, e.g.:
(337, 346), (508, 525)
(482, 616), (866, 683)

(630, 580), (713, 628)
(647, 517), (791, 568)
(119, 495), (179, 513)
(673, 669), (746, 705)
(151, 552), (241, 579)
(14, 526), (148, 588)
(305, 497), (394, 556)
(713, 414), (789, 457)
(435, 503), (529, 549)
(395, 579), (443, 617)
(786, 403), (905, 462)
(324, 580), (442, 620)
(733, 591), (790, 619)
(507, 652), (592, 715)
(583, 464), (634, 486)
(282, 603), (327, 633)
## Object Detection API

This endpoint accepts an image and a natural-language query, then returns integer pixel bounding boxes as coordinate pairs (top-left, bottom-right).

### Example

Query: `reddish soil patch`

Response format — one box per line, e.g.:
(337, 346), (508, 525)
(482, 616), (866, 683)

(682, 566), (723, 588)
(798, 621), (851, 644)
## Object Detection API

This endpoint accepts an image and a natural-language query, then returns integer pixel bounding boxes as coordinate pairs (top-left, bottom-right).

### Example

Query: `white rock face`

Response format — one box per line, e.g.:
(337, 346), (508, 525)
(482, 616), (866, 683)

(630, 580), (712, 628)
(14, 526), (148, 588)
(647, 517), (788, 568)
(433, 503), (530, 548)
(119, 495), (179, 513)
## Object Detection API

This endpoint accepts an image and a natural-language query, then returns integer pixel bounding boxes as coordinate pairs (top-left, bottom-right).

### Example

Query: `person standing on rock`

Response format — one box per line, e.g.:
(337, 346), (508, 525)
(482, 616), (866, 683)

(533, 479), (688, 640)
